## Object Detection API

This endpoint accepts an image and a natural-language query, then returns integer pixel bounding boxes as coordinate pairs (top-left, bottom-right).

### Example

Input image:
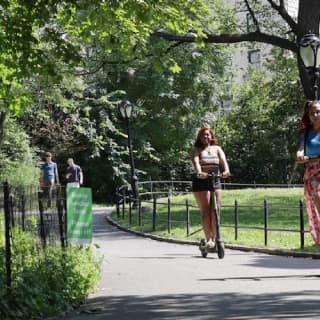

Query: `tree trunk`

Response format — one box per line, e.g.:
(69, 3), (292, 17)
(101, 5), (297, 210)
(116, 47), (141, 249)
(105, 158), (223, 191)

(297, 0), (320, 100)
(0, 112), (7, 146)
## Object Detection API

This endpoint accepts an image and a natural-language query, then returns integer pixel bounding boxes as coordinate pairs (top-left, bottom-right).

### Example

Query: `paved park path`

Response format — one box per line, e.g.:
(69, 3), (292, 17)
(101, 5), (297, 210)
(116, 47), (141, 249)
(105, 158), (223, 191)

(62, 207), (320, 320)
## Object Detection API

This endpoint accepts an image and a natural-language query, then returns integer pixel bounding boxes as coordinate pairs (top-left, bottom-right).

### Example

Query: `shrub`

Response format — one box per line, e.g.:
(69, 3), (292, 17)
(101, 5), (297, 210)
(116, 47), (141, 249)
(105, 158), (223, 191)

(0, 227), (102, 319)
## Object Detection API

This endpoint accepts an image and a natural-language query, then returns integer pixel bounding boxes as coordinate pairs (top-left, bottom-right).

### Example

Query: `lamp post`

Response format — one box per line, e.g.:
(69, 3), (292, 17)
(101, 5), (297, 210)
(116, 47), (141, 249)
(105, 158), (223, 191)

(119, 99), (139, 208)
(299, 33), (320, 100)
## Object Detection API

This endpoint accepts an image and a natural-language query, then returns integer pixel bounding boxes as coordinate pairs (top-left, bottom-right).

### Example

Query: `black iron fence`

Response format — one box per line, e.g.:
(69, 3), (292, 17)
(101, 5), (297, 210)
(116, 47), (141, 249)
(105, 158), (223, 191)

(1, 182), (67, 292)
(115, 180), (307, 248)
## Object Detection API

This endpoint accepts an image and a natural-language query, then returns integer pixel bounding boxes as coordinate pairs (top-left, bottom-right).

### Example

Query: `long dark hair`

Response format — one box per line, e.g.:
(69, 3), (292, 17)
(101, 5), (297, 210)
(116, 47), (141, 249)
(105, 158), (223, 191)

(194, 127), (217, 149)
(300, 100), (320, 129)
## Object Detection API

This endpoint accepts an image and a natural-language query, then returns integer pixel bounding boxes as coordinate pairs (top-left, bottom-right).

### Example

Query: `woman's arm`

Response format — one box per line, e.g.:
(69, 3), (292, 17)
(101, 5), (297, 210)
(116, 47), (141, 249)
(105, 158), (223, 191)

(191, 146), (206, 178)
(217, 146), (230, 177)
(296, 129), (306, 162)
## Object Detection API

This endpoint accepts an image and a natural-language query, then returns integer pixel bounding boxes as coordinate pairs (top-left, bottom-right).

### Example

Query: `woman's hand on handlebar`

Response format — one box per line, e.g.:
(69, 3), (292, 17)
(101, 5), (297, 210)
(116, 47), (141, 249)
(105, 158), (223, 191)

(296, 150), (306, 163)
(196, 172), (208, 179)
(221, 170), (231, 178)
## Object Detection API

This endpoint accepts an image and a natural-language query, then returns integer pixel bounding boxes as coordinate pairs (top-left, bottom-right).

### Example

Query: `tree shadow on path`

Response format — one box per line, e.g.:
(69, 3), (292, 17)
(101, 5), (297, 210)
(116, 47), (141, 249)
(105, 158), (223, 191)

(64, 290), (320, 320)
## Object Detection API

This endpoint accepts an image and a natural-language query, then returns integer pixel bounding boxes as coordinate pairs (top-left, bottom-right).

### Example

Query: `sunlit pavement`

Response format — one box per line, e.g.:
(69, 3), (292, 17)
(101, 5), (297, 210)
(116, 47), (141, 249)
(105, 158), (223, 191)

(62, 207), (320, 320)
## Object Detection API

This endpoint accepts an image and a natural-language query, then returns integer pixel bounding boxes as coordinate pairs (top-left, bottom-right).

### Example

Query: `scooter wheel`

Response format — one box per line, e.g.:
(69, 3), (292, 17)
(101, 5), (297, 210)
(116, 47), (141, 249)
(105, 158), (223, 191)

(217, 241), (225, 259)
(201, 251), (208, 258)
(199, 239), (208, 258)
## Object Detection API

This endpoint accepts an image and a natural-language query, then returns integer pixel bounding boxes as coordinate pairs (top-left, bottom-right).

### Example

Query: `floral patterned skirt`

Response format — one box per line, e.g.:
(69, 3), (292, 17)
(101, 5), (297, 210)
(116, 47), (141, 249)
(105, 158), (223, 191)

(304, 161), (320, 245)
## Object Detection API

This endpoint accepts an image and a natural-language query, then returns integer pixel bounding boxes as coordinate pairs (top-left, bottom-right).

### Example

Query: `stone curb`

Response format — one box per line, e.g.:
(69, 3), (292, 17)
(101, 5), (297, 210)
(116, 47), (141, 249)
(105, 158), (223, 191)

(105, 212), (320, 260)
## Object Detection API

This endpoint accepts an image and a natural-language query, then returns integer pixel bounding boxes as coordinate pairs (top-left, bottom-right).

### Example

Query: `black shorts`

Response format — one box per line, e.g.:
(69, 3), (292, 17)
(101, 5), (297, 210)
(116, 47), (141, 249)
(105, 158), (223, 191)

(192, 176), (221, 192)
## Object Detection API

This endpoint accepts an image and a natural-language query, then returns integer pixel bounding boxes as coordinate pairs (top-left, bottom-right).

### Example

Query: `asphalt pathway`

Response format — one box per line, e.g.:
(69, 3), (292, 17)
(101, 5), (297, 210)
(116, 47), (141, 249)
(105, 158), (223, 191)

(62, 207), (320, 320)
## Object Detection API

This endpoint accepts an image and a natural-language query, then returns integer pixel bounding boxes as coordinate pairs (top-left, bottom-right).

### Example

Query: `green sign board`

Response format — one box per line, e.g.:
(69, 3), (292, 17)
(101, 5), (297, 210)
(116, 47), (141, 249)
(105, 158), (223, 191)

(67, 188), (92, 244)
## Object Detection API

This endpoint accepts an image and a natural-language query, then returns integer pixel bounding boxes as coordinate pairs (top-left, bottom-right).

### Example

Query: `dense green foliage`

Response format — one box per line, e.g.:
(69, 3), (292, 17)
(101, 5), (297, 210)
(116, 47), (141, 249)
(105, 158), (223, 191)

(215, 49), (304, 184)
(0, 226), (101, 320)
(0, 116), (39, 186)
(3, 0), (234, 202)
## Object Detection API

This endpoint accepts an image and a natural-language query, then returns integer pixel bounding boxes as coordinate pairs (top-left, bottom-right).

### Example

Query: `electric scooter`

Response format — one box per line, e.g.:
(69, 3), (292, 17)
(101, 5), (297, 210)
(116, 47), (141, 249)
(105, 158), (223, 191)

(199, 172), (225, 259)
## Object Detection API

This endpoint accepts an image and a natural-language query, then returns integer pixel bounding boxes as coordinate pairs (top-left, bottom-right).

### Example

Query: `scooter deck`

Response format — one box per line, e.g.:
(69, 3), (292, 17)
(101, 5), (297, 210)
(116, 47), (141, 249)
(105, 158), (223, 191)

(199, 239), (217, 254)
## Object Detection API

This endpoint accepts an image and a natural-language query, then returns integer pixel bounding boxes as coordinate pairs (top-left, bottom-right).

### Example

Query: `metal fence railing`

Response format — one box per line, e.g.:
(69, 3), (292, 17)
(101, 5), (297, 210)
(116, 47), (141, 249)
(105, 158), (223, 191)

(115, 180), (307, 248)
(1, 182), (67, 292)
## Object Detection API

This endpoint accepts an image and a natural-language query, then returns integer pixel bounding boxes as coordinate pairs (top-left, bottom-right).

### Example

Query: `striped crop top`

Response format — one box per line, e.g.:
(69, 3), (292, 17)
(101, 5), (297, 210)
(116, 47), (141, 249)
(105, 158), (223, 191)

(199, 146), (220, 172)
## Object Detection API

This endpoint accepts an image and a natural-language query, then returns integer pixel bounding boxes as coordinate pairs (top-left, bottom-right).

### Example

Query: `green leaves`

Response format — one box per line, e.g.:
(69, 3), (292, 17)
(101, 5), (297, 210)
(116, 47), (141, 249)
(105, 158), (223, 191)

(216, 48), (304, 184)
(0, 228), (101, 320)
(169, 60), (182, 74)
(61, 0), (207, 61)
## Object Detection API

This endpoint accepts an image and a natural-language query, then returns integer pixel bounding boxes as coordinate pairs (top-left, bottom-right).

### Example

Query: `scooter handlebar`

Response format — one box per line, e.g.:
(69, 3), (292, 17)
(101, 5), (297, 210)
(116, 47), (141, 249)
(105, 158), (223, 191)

(207, 172), (221, 178)
(193, 172), (231, 179)
(205, 172), (231, 179)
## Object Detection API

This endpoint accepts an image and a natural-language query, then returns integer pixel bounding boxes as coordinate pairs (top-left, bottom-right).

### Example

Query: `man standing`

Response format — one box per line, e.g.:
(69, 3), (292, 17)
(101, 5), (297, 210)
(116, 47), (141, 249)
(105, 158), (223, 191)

(66, 158), (83, 188)
(40, 152), (60, 206)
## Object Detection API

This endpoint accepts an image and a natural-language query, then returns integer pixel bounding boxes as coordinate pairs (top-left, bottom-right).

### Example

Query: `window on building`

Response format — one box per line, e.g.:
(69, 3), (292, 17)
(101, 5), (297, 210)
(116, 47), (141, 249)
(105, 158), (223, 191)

(246, 13), (256, 33)
(248, 49), (261, 71)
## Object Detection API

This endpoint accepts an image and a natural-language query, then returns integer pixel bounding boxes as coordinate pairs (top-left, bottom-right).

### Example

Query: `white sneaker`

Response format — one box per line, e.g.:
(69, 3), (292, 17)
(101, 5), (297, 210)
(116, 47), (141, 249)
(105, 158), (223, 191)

(206, 240), (215, 249)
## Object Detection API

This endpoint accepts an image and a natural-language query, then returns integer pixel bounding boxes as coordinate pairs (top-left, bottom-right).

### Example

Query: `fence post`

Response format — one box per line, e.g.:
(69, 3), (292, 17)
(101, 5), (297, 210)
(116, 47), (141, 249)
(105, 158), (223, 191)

(264, 199), (268, 246)
(167, 197), (171, 234)
(186, 199), (190, 237)
(138, 198), (142, 226)
(9, 194), (14, 228)
(116, 187), (120, 218)
(150, 177), (153, 195)
(152, 194), (157, 231)
(234, 199), (238, 241)
(122, 188), (126, 219)
(299, 199), (305, 249)
(129, 197), (132, 225)
(4, 182), (12, 291)
(57, 186), (66, 248)
(21, 193), (26, 231)
(65, 189), (68, 247)
(38, 191), (47, 247)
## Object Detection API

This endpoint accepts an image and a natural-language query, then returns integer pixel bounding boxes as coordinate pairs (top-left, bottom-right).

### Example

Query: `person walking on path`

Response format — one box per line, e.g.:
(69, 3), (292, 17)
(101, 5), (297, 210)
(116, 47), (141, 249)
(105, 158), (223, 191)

(191, 126), (230, 249)
(66, 158), (83, 188)
(40, 151), (60, 206)
(297, 100), (320, 245)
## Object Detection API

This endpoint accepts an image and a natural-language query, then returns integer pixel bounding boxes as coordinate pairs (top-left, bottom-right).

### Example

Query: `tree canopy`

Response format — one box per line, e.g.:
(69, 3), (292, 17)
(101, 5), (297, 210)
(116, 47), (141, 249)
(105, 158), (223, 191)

(0, 0), (315, 198)
(156, 0), (320, 99)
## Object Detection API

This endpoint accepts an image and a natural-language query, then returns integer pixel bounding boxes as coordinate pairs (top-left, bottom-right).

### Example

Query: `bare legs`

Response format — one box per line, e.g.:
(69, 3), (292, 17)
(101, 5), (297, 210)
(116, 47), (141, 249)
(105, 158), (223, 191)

(193, 190), (221, 242)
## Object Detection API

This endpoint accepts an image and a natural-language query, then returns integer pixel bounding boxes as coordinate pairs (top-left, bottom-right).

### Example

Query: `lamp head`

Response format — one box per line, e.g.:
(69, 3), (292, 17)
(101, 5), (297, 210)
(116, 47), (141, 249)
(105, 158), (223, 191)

(299, 33), (320, 69)
(119, 99), (133, 119)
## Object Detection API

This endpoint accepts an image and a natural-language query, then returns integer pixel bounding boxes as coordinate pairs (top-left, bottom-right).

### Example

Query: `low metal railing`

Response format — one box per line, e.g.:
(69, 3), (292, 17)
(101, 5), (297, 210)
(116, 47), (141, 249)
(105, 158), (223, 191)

(115, 180), (306, 248)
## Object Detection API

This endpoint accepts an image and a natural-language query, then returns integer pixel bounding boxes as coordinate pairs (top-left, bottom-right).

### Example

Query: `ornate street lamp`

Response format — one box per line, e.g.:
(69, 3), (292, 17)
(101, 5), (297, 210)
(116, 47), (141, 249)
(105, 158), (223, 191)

(299, 33), (320, 100)
(119, 99), (139, 208)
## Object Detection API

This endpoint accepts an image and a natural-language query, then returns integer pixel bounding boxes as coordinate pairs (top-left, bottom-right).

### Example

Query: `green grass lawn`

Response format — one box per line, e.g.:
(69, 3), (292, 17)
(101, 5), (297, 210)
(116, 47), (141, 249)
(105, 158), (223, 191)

(113, 187), (320, 252)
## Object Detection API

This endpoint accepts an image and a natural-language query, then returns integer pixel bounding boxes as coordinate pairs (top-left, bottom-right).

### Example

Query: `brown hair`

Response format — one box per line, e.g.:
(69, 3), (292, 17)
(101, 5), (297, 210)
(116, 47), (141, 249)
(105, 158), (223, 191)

(300, 100), (320, 129)
(193, 127), (217, 149)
